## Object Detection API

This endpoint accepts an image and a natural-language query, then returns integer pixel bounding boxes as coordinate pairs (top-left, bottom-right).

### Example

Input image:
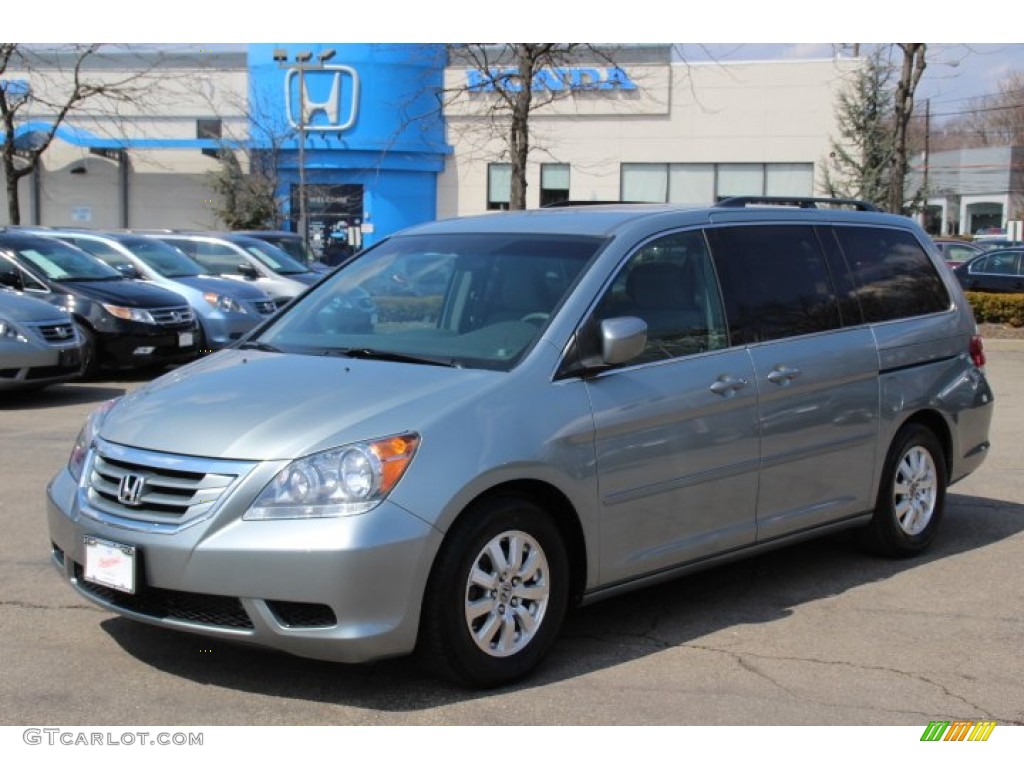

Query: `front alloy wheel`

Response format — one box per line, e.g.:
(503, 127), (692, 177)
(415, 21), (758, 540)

(417, 495), (569, 688)
(464, 529), (551, 658)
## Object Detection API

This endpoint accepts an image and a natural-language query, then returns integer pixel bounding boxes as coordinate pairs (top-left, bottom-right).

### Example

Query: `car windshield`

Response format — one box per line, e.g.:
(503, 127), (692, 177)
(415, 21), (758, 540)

(238, 239), (311, 275)
(121, 237), (209, 277)
(258, 232), (605, 370)
(14, 239), (123, 281)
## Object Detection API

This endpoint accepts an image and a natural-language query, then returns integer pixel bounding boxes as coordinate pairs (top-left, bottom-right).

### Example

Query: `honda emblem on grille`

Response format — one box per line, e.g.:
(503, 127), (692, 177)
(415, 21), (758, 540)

(118, 474), (146, 506)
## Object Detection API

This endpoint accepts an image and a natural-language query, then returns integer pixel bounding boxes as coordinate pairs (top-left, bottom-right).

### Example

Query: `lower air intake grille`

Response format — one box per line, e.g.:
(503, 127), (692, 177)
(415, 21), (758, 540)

(74, 563), (253, 629)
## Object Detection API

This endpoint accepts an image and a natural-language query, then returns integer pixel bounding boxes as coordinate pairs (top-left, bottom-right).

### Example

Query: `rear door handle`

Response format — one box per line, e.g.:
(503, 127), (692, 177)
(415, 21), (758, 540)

(766, 365), (801, 385)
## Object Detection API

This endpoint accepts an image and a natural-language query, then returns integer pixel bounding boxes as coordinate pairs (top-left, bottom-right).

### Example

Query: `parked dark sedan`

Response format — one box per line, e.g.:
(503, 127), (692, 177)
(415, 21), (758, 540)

(0, 231), (201, 375)
(952, 249), (1024, 293)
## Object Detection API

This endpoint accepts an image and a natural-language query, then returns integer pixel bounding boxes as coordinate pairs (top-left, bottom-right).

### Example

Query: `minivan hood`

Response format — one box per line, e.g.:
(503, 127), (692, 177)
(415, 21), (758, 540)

(100, 349), (498, 460)
(0, 290), (70, 322)
(63, 279), (187, 308)
(174, 275), (271, 300)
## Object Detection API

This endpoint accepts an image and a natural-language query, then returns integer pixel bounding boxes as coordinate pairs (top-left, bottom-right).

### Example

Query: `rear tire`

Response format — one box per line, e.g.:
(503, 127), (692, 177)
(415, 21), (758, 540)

(863, 423), (947, 557)
(416, 495), (569, 688)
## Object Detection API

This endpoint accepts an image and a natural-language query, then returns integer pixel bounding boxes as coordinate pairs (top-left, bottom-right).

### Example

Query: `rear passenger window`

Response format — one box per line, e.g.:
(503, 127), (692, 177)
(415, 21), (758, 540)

(708, 225), (841, 344)
(596, 230), (728, 363)
(833, 226), (950, 322)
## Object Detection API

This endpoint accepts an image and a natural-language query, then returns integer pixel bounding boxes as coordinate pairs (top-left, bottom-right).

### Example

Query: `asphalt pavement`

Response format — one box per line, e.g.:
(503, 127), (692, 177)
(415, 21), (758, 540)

(1, 343), (1022, 726)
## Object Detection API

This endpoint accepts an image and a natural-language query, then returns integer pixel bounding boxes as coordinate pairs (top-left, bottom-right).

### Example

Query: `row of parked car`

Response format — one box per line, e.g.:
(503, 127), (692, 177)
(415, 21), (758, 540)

(932, 237), (1024, 294)
(0, 228), (328, 391)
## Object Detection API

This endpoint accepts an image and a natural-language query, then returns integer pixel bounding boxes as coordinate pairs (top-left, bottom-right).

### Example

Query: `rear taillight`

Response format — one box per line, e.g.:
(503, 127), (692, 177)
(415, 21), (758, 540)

(969, 334), (986, 368)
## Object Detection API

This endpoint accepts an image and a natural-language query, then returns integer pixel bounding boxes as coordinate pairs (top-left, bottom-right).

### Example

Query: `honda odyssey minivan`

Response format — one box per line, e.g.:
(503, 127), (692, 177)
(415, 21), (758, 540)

(47, 199), (994, 687)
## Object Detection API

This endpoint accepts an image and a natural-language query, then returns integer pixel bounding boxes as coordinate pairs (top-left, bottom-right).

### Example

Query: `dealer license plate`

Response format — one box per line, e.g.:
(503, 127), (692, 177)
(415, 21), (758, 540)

(83, 537), (137, 594)
(179, 331), (194, 347)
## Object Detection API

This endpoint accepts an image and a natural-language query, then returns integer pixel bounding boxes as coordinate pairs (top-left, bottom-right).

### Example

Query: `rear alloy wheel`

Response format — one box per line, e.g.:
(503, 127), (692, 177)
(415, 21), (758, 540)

(863, 424), (947, 557)
(417, 495), (569, 688)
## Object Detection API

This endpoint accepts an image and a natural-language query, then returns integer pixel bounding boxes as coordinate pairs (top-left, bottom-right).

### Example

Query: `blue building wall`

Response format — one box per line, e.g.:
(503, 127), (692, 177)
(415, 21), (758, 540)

(247, 44), (450, 249)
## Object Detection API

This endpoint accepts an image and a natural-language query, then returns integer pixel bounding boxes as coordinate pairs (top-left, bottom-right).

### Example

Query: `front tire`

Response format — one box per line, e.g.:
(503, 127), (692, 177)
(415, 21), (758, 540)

(75, 322), (99, 380)
(416, 495), (569, 688)
(863, 423), (947, 557)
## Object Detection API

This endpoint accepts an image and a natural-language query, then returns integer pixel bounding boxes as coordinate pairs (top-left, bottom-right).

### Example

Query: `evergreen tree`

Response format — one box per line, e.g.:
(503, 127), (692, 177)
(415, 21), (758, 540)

(821, 50), (896, 208)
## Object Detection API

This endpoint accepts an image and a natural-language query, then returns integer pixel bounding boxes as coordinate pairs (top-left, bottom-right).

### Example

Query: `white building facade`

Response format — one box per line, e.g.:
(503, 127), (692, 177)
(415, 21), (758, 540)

(3, 45), (865, 249)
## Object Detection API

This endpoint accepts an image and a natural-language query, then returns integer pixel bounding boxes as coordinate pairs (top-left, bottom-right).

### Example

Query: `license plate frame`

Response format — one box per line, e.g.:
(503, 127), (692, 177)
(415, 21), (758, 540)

(83, 536), (137, 594)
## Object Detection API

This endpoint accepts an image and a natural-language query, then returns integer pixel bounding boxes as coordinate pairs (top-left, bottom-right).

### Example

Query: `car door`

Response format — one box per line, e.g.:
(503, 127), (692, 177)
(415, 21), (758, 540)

(583, 230), (761, 584)
(707, 224), (880, 541)
(962, 251), (1023, 293)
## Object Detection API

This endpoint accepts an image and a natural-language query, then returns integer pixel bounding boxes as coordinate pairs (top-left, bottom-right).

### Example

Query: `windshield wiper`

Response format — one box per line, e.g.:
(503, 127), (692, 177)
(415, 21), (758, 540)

(237, 340), (283, 353)
(328, 347), (460, 368)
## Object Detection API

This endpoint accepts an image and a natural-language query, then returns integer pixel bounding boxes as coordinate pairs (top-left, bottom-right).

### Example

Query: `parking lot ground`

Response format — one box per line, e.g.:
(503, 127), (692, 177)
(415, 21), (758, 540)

(1, 344), (1022, 726)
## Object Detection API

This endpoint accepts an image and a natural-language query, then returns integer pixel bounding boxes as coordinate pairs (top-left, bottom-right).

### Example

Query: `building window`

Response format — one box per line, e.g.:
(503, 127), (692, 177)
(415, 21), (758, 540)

(621, 163), (668, 202)
(196, 119), (222, 140)
(621, 163), (813, 203)
(540, 164), (570, 207)
(487, 163), (511, 210)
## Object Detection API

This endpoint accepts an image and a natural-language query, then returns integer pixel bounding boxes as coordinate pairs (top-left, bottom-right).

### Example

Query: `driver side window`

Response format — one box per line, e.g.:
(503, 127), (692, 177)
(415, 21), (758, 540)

(597, 230), (729, 364)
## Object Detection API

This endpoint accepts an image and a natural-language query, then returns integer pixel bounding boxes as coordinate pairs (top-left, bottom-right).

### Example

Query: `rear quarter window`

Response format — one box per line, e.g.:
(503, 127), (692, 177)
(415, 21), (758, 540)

(833, 226), (950, 322)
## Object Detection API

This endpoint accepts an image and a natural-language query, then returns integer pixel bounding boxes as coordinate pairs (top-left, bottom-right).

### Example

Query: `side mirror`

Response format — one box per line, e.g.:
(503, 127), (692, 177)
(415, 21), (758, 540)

(600, 317), (647, 366)
(237, 262), (260, 279)
(115, 263), (141, 279)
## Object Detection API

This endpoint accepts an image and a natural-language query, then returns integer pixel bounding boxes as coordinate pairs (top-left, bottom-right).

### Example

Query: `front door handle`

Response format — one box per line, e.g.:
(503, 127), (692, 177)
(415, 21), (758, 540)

(709, 374), (749, 396)
(766, 365), (801, 385)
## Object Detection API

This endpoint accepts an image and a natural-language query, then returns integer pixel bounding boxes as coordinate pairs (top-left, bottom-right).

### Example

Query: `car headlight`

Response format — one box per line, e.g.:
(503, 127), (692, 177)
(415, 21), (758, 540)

(203, 292), (245, 314)
(102, 304), (156, 324)
(244, 433), (420, 520)
(68, 398), (120, 482)
(0, 318), (28, 342)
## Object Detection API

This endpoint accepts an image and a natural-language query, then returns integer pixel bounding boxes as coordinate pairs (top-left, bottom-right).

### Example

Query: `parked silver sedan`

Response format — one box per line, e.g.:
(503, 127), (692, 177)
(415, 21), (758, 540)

(0, 289), (84, 391)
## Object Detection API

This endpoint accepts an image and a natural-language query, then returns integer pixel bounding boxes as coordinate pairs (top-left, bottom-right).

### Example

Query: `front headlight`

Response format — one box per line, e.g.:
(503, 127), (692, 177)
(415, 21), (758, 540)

(68, 398), (120, 482)
(102, 304), (156, 324)
(244, 433), (420, 520)
(203, 292), (245, 314)
(0, 318), (28, 342)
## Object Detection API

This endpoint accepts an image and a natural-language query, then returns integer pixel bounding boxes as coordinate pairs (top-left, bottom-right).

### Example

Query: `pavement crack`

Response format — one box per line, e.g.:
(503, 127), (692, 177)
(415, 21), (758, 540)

(688, 643), (998, 719)
(0, 599), (103, 612)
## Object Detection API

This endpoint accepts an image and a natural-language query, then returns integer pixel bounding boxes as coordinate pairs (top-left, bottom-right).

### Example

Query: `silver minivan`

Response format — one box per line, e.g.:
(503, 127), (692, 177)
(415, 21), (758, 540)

(47, 199), (994, 687)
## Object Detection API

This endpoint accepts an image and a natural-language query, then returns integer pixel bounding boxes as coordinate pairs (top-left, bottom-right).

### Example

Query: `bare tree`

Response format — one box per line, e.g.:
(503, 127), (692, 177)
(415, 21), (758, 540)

(203, 86), (293, 230)
(444, 44), (631, 209)
(940, 70), (1024, 148)
(0, 43), (164, 224)
(888, 44), (927, 213)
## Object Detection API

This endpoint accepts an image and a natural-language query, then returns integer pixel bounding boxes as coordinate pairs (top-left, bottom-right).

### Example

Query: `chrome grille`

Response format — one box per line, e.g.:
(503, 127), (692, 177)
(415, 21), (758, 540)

(83, 439), (255, 531)
(250, 299), (277, 316)
(28, 319), (78, 345)
(149, 305), (195, 327)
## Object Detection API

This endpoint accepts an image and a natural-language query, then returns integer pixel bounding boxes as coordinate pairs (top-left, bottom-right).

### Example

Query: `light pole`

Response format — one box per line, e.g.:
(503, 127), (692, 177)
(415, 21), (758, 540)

(273, 48), (336, 253)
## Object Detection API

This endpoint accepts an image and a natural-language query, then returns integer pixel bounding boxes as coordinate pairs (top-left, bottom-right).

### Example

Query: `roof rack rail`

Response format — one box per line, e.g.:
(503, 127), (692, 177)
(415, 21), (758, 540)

(716, 196), (880, 212)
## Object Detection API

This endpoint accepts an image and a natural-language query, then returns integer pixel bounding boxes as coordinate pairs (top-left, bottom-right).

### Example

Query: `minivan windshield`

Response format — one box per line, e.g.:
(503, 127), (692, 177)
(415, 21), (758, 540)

(237, 238), (312, 276)
(258, 232), (605, 370)
(14, 238), (123, 282)
(121, 237), (210, 278)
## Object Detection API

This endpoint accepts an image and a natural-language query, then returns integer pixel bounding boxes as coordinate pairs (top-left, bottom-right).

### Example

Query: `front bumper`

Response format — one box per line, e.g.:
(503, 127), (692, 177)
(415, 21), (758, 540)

(46, 463), (442, 664)
(0, 338), (82, 389)
(96, 323), (199, 369)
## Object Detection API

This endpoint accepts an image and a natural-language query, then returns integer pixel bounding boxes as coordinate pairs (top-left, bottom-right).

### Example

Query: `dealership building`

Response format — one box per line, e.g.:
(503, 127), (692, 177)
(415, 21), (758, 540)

(5, 44), (890, 251)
